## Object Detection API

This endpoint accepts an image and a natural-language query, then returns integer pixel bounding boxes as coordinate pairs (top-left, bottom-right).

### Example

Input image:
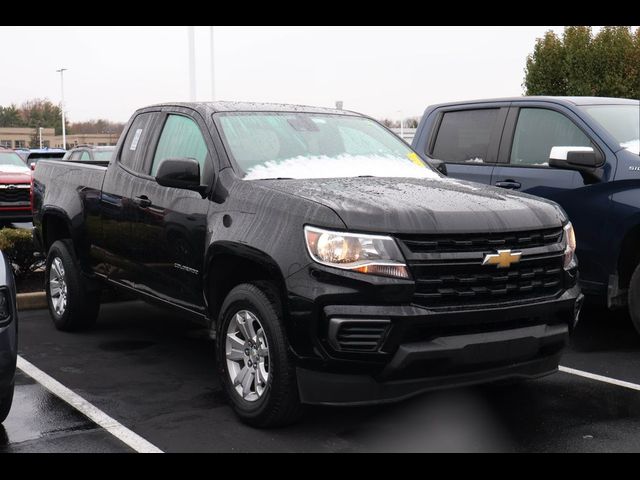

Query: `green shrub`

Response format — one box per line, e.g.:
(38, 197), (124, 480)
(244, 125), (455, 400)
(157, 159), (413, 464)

(0, 228), (41, 276)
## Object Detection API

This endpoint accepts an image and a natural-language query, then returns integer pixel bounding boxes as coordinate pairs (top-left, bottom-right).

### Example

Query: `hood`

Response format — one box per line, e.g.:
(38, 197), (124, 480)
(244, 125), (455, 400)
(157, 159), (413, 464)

(0, 169), (31, 184)
(259, 177), (566, 234)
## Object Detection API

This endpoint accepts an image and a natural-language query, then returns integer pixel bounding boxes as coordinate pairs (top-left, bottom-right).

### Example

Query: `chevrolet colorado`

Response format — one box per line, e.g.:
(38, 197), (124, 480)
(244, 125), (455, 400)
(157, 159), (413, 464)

(33, 102), (582, 427)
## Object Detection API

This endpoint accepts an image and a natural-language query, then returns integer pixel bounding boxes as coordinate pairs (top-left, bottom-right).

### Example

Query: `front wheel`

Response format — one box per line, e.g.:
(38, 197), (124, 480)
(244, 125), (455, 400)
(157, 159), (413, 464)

(217, 283), (303, 428)
(0, 382), (14, 423)
(45, 240), (101, 331)
(628, 263), (640, 335)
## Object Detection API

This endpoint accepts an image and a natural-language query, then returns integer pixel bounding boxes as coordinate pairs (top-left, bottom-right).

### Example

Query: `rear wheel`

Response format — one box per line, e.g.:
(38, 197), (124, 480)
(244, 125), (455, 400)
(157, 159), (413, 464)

(0, 382), (14, 423)
(217, 282), (303, 428)
(628, 263), (640, 335)
(45, 240), (101, 331)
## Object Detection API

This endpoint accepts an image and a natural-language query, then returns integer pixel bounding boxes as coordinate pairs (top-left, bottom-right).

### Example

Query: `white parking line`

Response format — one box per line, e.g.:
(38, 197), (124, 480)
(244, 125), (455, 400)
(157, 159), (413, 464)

(559, 365), (640, 392)
(16, 355), (163, 453)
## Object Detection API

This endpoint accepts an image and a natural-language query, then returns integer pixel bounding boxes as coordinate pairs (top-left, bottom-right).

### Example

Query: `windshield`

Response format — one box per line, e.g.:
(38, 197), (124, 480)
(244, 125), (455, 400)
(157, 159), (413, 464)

(216, 112), (439, 180)
(581, 104), (640, 155)
(0, 151), (29, 168)
(94, 149), (114, 161)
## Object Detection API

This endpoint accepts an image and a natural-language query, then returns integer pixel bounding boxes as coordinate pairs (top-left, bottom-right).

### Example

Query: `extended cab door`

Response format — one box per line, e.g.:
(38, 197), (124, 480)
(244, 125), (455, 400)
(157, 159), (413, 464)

(126, 110), (214, 314)
(97, 111), (164, 288)
(419, 105), (508, 185)
(491, 103), (615, 288)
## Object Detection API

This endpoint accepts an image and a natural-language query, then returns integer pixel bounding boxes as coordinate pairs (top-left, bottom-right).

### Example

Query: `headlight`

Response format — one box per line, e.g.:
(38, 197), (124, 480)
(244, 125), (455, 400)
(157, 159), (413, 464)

(563, 222), (577, 269)
(304, 226), (409, 279)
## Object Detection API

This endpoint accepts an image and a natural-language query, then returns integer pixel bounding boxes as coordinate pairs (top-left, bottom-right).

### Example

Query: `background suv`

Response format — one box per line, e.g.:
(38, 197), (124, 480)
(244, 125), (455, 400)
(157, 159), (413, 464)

(62, 145), (115, 163)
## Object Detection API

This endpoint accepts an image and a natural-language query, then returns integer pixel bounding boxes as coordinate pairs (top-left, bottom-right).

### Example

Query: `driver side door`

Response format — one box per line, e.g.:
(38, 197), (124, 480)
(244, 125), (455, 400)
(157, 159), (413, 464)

(128, 111), (214, 314)
(491, 104), (614, 285)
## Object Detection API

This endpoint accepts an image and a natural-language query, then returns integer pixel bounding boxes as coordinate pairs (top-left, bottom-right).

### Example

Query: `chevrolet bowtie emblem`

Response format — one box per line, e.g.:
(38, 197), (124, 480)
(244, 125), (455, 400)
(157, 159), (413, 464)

(482, 249), (522, 268)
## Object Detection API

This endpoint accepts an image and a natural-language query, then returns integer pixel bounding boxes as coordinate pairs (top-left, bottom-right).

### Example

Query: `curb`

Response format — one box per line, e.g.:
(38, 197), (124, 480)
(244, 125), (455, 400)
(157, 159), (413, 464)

(17, 291), (47, 311)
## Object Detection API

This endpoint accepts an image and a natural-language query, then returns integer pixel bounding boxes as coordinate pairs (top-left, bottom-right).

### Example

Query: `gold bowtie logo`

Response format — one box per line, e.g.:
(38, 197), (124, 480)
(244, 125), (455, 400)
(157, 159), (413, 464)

(482, 249), (522, 268)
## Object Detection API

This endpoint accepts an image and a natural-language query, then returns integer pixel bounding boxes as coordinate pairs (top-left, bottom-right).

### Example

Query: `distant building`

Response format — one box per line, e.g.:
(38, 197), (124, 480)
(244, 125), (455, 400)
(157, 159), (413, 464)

(0, 127), (119, 149)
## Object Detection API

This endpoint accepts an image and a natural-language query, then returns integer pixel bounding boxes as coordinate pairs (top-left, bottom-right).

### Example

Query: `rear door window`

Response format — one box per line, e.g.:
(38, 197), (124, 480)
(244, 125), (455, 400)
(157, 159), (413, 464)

(119, 112), (159, 173)
(431, 109), (500, 164)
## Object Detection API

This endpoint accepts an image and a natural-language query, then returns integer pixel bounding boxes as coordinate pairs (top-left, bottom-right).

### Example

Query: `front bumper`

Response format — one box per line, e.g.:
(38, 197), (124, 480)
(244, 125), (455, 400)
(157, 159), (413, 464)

(295, 285), (582, 405)
(298, 351), (561, 406)
(0, 206), (32, 222)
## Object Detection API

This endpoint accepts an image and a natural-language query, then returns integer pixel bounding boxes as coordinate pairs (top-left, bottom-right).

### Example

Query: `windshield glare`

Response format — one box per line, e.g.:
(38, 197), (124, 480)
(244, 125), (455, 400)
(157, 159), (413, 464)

(217, 112), (438, 180)
(581, 104), (640, 155)
(0, 151), (29, 167)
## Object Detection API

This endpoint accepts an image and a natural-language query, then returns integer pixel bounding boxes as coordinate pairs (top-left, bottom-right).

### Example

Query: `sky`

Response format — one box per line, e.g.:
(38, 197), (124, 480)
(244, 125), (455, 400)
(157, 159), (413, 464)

(0, 26), (572, 123)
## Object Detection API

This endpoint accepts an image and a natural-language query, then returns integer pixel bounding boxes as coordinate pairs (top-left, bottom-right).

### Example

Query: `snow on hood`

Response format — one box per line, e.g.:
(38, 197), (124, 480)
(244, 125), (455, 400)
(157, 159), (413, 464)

(0, 164), (30, 174)
(621, 139), (639, 155)
(243, 155), (440, 180)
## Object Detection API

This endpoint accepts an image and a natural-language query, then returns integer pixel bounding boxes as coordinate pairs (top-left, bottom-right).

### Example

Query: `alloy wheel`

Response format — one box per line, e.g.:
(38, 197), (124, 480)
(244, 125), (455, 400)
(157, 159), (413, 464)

(49, 257), (68, 316)
(225, 309), (270, 402)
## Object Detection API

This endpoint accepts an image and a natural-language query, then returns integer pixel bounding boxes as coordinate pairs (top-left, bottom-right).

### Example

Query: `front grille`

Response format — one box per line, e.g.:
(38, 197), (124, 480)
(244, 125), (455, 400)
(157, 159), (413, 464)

(397, 227), (563, 253)
(409, 254), (564, 309)
(330, 320), (390, 352)
(0, 187), (30, 205)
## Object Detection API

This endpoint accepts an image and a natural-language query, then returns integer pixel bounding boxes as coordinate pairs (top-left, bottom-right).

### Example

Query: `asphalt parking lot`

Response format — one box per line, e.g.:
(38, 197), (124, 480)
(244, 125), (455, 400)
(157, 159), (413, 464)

(2, 300), (640, 452)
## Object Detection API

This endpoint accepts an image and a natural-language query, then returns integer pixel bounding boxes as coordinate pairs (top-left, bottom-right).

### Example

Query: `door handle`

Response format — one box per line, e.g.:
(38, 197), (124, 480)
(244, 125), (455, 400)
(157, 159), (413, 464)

(495, 180), (522, 190)
(133, 195), (152, 208)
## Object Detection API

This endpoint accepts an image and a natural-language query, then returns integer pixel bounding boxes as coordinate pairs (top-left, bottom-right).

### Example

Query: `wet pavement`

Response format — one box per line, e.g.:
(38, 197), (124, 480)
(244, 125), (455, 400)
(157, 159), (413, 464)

(2, 300), (640, 452)
(1, 373), (132, 452)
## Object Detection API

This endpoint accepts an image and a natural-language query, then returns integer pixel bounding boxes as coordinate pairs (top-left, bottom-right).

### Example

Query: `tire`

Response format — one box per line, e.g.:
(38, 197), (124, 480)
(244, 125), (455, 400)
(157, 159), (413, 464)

(0, 382), (14, 424)
(217, 282), (303, 428)
(45, 240), (101, 331)
(628, 263), (640, 335)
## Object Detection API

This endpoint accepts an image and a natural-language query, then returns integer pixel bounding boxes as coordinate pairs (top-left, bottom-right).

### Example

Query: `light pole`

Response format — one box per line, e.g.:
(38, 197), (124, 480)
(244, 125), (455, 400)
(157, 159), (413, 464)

(210, 26), (215, 101)
(56, 68), (67, 149)
(396, 110), (404, 140)
(38, 127), (43, 149)
(188, 26), (196, 101)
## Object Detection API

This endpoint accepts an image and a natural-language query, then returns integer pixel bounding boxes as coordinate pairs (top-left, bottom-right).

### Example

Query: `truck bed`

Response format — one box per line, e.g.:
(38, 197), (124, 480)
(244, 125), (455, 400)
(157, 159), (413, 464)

(33, 159), (108, 222)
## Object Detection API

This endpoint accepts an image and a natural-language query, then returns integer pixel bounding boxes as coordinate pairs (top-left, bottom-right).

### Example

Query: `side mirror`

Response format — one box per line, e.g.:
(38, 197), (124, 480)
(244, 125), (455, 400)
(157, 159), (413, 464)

(30, 162), (36, 171)
(155, 157), (206, 195)
(549, 146), (603, 183)
(428, 158), (448, 176)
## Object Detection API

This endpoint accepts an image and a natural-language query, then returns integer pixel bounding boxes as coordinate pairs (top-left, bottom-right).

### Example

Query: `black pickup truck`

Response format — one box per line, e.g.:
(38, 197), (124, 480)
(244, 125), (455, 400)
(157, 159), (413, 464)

(33, 102), (582, 427)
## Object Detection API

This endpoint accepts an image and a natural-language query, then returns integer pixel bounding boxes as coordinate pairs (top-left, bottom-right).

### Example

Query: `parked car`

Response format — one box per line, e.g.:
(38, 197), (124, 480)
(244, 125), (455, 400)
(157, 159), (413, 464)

(412, 96), (640, 332)
(32, 102), (582, 427)
(0, 147), (33, 223)
(13, 148), (31, 162)
(21, 148), (66, 169)
(0, 250), (18, 424)
(62, 145), (115, 163)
